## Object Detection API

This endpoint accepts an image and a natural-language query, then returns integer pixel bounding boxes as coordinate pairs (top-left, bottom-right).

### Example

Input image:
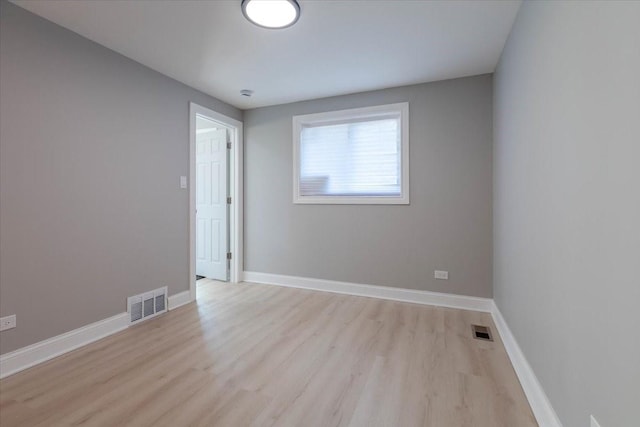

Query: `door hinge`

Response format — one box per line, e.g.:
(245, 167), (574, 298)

(227, 197), (232, 204)
(227, 252), (232, 260)
(227, 141), (231, 149)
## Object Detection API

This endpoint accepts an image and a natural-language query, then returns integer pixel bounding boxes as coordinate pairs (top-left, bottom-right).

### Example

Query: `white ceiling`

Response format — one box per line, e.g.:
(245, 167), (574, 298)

(13, 0), (521, 109)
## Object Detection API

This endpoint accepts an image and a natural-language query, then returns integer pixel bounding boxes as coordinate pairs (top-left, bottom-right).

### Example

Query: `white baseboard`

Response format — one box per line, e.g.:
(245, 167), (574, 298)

(0, 290), (193, 379)
(491, 302), (563, 427)
(242, 271), (493, 312)
(168, 290), (193, 310)
(0, 312), (128, 379)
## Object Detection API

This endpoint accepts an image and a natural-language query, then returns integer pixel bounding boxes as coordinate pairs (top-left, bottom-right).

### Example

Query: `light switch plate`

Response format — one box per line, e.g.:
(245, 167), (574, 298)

(180, 176), (187, 189)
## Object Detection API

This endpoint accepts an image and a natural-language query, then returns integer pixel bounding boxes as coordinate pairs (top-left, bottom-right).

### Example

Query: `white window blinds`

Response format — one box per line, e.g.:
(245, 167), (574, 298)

(293, 102), (409, 204)
(299, 116), (401, 197)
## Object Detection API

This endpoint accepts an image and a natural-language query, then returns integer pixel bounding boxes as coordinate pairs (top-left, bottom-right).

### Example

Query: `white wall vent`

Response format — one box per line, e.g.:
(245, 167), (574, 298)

(127, 286), (167, 325)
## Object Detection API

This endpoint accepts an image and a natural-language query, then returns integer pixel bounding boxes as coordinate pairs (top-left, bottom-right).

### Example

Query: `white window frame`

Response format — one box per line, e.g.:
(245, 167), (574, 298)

(292, 102), (409, 205)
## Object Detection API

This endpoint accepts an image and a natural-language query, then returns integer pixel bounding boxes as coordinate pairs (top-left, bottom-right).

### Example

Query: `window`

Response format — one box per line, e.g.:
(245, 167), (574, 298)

(293, 102), (409, 204)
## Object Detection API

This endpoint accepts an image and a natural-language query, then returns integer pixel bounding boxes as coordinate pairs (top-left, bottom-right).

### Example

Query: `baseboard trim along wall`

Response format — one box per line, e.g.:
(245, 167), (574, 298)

(0, 290), (193, 379)
(167, 290), (193, 310)
(490, 302), (563, 427)
(0, 312), (129, 379)
(242, 271), (494, 312)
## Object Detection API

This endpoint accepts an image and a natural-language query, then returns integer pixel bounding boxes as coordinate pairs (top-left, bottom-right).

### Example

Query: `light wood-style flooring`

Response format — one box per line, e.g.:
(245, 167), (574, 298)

(0, 280), (537, 426)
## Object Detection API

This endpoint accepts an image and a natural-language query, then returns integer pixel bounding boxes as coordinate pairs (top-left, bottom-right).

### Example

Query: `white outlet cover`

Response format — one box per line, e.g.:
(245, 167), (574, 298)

(590, 415), (602, 427)
(0, 314), (17, 331)
(180, 176), (188, 189)
(434, 270), (449, 280)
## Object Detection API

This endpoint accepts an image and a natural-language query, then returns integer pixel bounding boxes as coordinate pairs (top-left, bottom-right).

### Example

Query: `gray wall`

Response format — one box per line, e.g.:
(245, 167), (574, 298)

(0, 1), (241, 354)
(493, 2), (640, 426)
(244, 75), (493, 297)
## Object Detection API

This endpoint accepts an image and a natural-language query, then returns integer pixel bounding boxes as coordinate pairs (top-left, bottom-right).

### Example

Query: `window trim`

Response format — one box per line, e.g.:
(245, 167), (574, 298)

(292, 102), (409, 205)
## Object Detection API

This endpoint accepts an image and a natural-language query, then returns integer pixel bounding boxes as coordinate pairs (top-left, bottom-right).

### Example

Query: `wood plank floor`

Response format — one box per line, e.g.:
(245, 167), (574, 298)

(0, 280), (537, 427)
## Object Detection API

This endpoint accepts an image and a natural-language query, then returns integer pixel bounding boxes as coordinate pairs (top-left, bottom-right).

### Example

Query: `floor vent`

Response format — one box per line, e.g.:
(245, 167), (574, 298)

(127, 286), (167, 325)
(471, 324), (493, 341)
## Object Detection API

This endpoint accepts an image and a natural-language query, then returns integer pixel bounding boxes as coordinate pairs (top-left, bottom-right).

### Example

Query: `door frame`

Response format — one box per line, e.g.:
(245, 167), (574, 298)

(189, 102), (243, 300)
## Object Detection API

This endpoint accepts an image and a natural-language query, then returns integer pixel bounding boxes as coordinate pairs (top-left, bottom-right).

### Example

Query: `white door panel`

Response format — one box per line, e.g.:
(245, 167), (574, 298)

(196, 127), (228, 280)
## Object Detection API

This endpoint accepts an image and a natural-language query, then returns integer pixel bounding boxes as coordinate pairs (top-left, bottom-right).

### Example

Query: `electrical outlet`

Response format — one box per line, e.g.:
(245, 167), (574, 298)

(0, 314), (16, 332)
(434, 270), (449, 280)
(591, 415), (602, 427)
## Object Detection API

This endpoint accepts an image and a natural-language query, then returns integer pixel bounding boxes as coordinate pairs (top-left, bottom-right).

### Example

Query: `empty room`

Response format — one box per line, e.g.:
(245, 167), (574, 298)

(0, 1), (638, 426)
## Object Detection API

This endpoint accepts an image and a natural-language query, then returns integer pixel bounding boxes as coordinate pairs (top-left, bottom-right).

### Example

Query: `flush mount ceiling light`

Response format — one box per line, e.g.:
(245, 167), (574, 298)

(241, 0), (300, 29)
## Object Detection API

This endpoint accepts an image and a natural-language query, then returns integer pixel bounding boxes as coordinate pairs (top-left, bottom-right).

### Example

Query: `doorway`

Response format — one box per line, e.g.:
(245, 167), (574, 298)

(195, 118), (228, 281)
(189, 103), (243, 301)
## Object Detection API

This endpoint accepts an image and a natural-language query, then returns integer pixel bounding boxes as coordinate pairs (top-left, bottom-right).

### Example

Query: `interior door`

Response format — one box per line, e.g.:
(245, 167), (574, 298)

(196, 126), (228, 280)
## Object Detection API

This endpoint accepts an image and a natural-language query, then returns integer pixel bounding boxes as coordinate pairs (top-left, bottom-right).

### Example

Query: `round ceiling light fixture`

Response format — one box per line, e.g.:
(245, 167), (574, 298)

(241, 0), (300, 29)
